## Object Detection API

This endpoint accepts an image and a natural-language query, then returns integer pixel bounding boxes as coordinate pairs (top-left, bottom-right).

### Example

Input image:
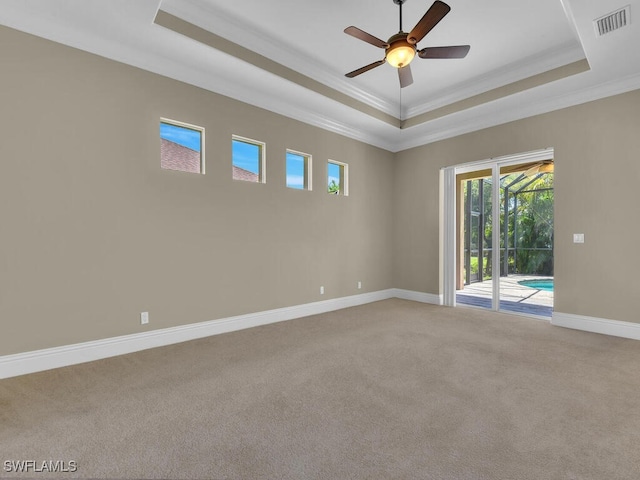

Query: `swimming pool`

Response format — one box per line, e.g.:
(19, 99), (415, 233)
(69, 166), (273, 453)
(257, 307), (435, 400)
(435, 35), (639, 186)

(518, 279), (554, 292)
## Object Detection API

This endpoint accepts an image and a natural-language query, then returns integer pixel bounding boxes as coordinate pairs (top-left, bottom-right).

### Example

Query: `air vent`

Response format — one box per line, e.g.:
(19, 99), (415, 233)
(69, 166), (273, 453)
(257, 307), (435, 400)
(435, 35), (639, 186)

(594, 5), (630, 36)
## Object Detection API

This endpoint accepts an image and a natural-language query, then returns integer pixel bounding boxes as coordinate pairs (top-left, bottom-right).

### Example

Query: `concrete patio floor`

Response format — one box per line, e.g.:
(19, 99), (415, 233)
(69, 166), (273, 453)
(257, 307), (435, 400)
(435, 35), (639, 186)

(456, 275), (553, 317)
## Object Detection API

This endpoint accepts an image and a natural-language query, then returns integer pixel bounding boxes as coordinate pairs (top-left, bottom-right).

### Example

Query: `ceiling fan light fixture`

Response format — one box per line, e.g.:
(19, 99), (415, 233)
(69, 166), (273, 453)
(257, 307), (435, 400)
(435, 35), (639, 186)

(386, 36), (416, 68)
(344, 1), (468, 86)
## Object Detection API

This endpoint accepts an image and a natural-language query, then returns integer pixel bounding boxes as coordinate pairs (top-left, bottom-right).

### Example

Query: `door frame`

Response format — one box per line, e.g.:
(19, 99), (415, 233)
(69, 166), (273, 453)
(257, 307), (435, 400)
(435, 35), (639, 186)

(441, 148), (554, 310)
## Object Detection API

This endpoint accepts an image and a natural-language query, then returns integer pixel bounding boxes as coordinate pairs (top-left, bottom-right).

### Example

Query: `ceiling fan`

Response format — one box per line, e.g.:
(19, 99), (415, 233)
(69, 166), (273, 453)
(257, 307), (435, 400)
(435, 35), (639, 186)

(344, 0), (470, 88)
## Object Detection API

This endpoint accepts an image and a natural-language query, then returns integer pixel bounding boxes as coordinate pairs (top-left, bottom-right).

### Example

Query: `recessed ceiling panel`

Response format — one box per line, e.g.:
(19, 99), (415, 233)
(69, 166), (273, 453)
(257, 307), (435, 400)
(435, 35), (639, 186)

(166, 0), (585, 116)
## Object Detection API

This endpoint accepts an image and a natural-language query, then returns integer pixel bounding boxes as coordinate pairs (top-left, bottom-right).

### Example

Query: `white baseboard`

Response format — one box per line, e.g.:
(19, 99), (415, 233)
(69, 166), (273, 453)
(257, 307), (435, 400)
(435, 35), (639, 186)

(552, 311), (640, 340)
(392, 288), (443, 305)
(19, 291), (637, 381)
(0, 289), (397, 380)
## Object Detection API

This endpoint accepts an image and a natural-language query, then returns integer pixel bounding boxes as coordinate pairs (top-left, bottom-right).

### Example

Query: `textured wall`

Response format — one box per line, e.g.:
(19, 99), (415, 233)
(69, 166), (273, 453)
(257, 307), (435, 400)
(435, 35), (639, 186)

(0, 26), (395, 355)
(394, 89), (640, 323)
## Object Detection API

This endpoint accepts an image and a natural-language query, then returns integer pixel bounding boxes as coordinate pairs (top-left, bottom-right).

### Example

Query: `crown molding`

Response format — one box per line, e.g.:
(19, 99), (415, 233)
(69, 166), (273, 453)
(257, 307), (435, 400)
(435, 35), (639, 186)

(2, 0), (637, 154)
(144, 50), (401, 151)
(404, 41), (587, 119)
(154, 10), (399, 127)
(160, 0), (587, 130)
(158, 0), (594, 140)
(395, 70), (640, 151)
(159, 0), (398, 117)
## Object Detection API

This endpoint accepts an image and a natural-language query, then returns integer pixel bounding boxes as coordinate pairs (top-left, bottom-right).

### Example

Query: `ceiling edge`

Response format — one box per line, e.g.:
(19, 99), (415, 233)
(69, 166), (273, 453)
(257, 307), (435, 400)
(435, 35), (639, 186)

(402, 59), (590, 128)
(154, 10), (400, 128)
(404, 42), (587, 118)
(394, 70), (640, 151)
(159, 0), (399, 117)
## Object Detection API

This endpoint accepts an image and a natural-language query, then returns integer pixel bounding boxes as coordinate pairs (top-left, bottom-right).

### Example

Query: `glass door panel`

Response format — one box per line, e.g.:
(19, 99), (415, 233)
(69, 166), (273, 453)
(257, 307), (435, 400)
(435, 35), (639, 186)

(498, 164), (554, 317)
(456, 174), (494, 309)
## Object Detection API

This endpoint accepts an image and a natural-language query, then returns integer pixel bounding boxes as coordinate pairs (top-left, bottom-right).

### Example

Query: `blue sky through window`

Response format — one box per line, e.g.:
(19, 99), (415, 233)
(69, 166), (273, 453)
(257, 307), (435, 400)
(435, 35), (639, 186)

(232, 139), (261, 174)
(328, 162), (341, 187)
(286, 152), (305, 189)
(160, 122), (201, 152)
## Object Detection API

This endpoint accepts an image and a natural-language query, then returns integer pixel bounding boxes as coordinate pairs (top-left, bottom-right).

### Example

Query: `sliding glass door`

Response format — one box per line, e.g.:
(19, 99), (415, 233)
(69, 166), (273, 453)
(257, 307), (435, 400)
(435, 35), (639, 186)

(443, 149), (554, 317)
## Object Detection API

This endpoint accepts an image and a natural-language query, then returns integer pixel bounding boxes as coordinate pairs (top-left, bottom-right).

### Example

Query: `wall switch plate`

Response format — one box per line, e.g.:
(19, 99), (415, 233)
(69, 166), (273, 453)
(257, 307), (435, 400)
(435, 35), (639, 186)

(140, 311), (149, 325)
(573, 233), (585, 244)
(358, 281), (362, 289)
(320, 286), (324, 295)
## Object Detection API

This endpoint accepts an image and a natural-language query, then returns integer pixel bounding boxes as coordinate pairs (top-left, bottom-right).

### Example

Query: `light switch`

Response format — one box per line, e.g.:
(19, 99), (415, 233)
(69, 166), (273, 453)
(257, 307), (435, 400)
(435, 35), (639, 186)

(573, 233), (585, 244)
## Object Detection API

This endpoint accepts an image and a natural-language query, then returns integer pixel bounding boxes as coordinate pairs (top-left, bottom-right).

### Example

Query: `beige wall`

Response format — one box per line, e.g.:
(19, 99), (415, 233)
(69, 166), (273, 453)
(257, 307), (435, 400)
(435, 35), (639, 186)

(3, 24), (640, 357)
(394, 89), (640, 323)
(0, 26), (395, 355)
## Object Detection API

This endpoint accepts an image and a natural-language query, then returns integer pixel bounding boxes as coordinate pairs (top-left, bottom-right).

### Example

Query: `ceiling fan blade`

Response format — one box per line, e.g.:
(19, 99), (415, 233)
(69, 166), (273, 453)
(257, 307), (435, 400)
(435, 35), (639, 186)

(345, 59), (386, 78)
(398, 64), (413, 88)
(407, 1), (451, 45)
(418, 45), (470, 59)
(344, 26), (389, 48)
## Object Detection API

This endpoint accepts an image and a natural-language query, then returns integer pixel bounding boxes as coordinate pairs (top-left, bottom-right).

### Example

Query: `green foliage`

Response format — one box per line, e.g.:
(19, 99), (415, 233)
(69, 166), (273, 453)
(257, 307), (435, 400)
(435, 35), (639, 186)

(467, 256), (492, 281)
(464, 178), (494, 280)
(464, 173), (554, 280)
(505, 174), (554, 275)
(328, 180), (340, 194)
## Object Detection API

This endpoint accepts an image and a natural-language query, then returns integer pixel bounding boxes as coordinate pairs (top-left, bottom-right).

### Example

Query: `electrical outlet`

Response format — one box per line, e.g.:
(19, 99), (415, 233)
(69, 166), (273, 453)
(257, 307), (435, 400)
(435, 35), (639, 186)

(140, 311), (149, 325)
(358, 281), (362, 289)
(320, 286), (324, 295)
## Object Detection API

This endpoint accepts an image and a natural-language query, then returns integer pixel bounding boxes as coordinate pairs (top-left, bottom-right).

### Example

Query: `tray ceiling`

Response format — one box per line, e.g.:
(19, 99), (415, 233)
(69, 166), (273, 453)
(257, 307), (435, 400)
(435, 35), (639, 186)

(1, 0), (639, 151)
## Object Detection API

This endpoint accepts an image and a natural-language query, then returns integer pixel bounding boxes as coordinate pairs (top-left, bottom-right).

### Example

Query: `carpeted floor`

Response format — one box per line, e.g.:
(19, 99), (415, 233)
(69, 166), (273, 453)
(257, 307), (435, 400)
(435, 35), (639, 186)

(1, 299), (640, 479)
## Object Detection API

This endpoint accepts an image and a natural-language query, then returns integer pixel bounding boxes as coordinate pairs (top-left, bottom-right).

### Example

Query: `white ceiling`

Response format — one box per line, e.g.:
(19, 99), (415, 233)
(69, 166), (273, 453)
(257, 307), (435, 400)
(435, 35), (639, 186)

(1, 0), (639, 152)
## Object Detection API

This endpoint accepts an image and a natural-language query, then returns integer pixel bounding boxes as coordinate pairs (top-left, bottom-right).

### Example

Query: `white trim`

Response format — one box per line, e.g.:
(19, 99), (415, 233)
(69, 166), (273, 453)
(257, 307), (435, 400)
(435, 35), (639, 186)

(453, 148), (555, 174)
(4, 293), (638, 380)
(3, 0), (640, 154)
(328, 159), (349, 196)
(405, 42), (586, 119)
(232, 134), (266, 183)
(559, 0), (582, 44)
(491, 164), (501, 310)
(286, 148), (312, 191)
(395, 71), (640, 152)
(552, 312), (640, 340)
(160, 117), (205, 174)
(0, 290), (394, 380)
(392, 289), (443, 305)
(441, 168), (457, 307)
(160, 0), (398, 117)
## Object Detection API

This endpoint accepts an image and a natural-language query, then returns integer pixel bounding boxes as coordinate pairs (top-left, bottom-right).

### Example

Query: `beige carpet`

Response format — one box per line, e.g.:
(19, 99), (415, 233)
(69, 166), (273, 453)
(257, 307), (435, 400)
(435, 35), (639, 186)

(2, 299), (640, 479)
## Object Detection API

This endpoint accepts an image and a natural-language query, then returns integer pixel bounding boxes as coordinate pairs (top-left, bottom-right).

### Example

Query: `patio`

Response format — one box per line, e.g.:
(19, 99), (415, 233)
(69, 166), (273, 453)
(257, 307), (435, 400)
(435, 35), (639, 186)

(456, 274), (553, 317)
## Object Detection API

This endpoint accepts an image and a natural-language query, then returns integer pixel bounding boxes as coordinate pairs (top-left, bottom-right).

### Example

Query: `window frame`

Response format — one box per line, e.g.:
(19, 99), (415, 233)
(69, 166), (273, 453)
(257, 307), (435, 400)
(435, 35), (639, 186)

(232, 135), (266, 183)
(327, 159), (349, 196)
(286, 149), (313, 191)
(160, 117), (205, 174)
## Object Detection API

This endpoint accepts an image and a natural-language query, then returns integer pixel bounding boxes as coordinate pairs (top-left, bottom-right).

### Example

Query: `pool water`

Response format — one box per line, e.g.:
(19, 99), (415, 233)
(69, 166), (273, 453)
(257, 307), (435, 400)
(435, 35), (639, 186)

(518, 279), (554, 292)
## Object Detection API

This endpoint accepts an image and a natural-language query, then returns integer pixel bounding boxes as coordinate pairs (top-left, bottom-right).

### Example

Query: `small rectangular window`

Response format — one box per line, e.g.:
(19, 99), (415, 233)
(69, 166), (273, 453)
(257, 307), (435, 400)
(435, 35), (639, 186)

(160, 118), (204, 174)
(286, 150), (312, 190)
(328, 160), (348, 196)
(232, 135), (265, 183)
